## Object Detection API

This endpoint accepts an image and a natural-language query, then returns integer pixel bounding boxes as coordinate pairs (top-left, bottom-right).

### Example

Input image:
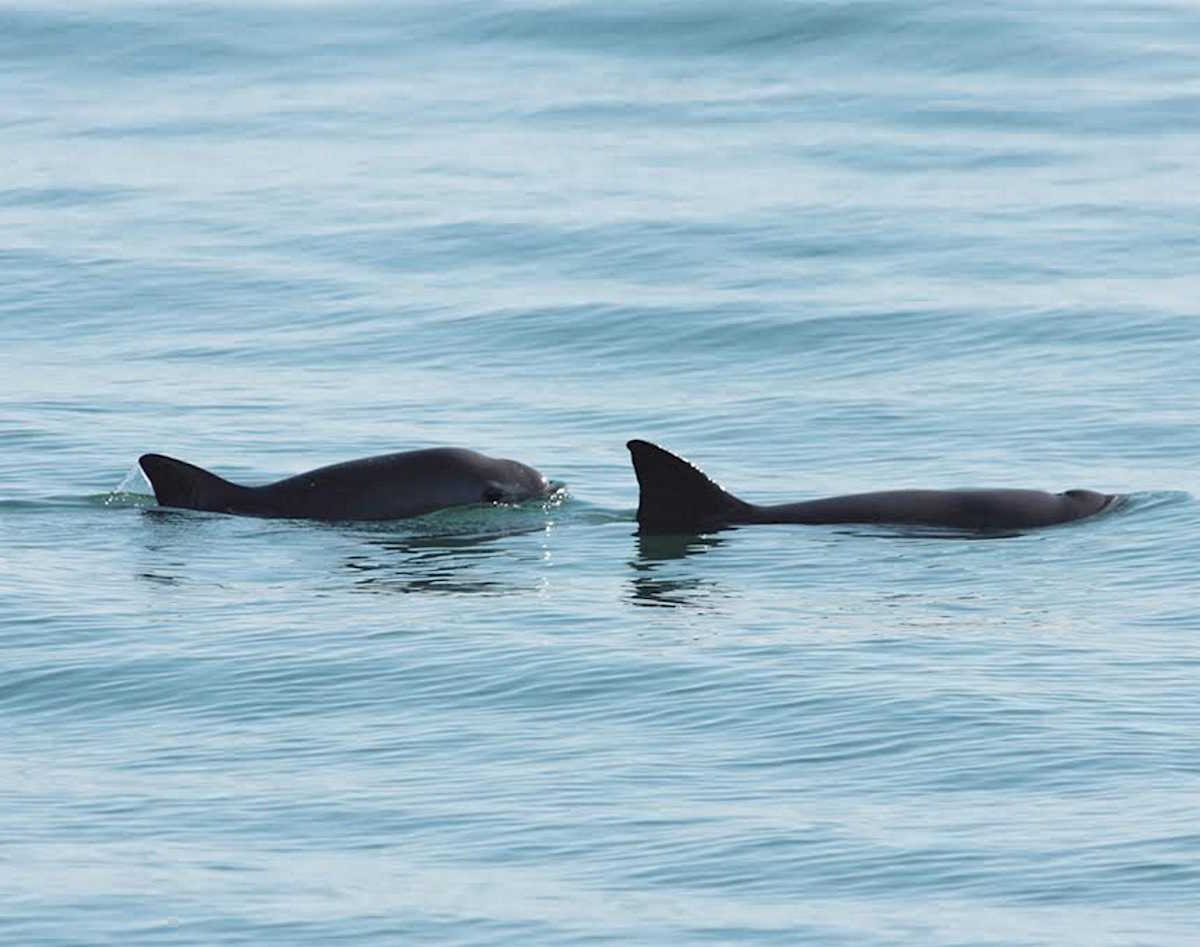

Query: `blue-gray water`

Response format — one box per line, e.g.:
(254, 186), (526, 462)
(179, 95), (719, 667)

(3, 2), (1200, 944)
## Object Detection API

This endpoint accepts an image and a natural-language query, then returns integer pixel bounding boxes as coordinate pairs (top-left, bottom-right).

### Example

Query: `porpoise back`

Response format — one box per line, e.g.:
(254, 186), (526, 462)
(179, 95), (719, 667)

(627, 440), (1116, 533)
(139, 448), (552, 521)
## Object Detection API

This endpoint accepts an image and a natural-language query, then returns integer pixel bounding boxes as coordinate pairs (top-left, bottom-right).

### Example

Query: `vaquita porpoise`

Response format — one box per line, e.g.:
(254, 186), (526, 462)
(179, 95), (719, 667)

(139, 448), (553, 521)
(627, 440), (1117, 533)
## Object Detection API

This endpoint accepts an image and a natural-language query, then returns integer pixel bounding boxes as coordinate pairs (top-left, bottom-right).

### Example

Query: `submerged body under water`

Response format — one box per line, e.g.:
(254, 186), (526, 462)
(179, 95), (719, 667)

(3, 2), (1200, 945)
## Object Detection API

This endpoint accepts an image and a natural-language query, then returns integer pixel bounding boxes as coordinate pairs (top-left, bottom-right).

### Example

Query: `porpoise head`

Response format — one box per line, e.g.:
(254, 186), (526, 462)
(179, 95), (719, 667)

(1061, 488), (1117, 520)
(483, 458), (553, 504)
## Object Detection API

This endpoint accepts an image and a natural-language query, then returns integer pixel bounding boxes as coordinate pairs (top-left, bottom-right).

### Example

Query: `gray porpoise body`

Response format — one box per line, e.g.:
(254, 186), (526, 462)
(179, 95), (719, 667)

(627, 440), (1116, 533)
(138, 448), (552, 521)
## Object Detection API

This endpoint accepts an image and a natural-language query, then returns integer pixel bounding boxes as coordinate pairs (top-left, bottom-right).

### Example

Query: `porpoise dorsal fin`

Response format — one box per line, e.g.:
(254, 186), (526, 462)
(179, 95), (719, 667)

(138, 453), (248, 513)
(626, 440), (754, 532)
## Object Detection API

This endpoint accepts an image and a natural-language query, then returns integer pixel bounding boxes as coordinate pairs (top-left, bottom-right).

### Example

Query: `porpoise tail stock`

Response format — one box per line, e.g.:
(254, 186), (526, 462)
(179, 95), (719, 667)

(627, 439), (1117, 534)
(138, 448), (553, 521)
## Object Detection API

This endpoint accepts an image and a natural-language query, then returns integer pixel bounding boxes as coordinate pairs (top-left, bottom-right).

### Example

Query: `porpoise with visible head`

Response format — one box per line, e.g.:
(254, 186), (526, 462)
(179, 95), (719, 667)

(139, 448), (553, 521)
(627, 440), (1116, 533)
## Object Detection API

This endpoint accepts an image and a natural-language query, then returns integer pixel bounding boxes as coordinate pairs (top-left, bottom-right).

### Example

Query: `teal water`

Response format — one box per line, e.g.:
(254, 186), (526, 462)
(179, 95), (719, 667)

(4, 2), (1200, 944)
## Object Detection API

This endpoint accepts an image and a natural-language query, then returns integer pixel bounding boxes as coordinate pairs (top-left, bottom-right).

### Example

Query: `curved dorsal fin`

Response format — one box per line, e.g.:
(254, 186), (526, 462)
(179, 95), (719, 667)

(626, 440), (753, 532)
(138, 453), (247, 513)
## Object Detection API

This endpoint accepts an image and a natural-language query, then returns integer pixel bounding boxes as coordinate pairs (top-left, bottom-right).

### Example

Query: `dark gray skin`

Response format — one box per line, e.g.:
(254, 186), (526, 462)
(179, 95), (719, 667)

(628, 440), (1117, 534)
(139, 448), (552, 521)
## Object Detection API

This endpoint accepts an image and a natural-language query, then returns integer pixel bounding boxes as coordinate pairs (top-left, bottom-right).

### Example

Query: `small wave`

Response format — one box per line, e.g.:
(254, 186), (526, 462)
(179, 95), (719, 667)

(1108, 490), (1193, 518)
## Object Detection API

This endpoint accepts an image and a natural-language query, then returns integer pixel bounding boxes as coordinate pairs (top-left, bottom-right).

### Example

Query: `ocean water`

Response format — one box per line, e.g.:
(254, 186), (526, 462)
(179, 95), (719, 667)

(3, 1), (1200, 943)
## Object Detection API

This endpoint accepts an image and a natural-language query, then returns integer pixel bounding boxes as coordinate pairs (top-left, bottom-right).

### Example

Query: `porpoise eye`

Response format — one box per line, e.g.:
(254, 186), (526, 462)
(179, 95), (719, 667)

(482, 485), (505, 504)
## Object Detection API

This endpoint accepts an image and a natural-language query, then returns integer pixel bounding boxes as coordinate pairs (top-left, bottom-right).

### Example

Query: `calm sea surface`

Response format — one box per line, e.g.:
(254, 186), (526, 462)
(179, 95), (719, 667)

(3, 2), (1200, 944)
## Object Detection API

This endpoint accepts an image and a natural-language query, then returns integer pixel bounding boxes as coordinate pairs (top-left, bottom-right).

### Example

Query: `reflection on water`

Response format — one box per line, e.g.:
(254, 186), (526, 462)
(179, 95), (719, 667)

(344, 527), (548, 596)
(342, 501), (562, 595)
(134, 503), (558, 597)
(634, 531), (726, 561)
(628, 530), (726, 609)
